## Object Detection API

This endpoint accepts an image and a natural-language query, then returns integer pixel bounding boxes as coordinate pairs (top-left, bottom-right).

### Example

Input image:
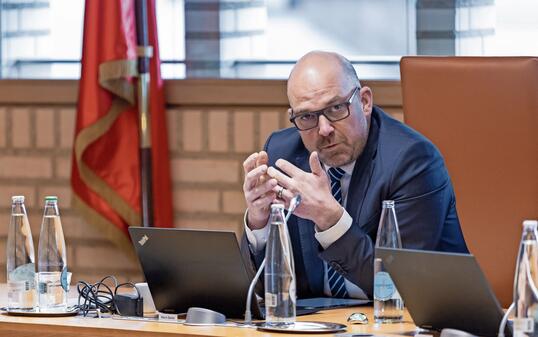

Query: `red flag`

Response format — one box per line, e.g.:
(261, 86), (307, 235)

(71, 0), (173, 254)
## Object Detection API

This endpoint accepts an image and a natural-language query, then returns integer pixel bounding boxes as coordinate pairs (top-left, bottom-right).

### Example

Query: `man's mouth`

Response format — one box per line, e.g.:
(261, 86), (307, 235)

(321, 143), (339, 150)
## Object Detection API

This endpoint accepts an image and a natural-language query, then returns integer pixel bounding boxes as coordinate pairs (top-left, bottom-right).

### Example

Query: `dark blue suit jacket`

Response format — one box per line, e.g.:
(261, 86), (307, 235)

(242, 106), (468, 299)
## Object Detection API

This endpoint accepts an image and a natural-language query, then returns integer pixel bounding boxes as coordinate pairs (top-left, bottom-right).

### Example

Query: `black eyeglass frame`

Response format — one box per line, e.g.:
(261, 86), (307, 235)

(289, 86), (360, 131)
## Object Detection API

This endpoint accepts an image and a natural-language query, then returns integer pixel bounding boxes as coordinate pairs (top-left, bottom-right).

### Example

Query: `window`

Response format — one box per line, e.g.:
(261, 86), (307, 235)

(488, 0), (538, 55)
(1, 0), (84, 78)
(0, 0), (537, 79)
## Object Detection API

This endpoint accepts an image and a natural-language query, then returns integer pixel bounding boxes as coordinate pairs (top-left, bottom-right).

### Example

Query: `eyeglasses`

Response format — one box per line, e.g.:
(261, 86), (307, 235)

(289, 86), (360, 131)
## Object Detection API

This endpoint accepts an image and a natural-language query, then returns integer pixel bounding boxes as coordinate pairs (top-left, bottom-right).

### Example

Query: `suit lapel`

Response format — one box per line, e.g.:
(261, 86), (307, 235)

(346, 107), (380, 226)
(295, 153), (324, 295)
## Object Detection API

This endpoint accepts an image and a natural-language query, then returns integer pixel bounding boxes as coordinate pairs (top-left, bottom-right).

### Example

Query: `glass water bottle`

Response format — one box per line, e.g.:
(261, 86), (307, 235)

(513, 220), (538, 337)
(265, 203), (296, 326)
(6, 196), (37, 310)
(37, 196), (68, 311)
(374, 200), (404, 323)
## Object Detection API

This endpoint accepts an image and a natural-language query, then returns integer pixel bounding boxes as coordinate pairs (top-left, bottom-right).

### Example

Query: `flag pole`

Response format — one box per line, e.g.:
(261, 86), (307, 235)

(135, 0), (153, 227)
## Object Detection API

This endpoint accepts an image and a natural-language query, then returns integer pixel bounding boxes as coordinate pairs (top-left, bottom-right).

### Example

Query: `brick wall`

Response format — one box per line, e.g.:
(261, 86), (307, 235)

(0, 79), (402, 285)
(170, 106), (290, 238)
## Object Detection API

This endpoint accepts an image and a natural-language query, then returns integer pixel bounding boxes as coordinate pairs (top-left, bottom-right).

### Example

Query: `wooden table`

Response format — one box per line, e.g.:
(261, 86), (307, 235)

(0, 307), (419, 337)
(0, 285), (419, 337)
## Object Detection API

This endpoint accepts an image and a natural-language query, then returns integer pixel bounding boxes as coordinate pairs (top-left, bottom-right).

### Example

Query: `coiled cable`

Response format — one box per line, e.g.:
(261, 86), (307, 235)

(76, 275), (118, 317)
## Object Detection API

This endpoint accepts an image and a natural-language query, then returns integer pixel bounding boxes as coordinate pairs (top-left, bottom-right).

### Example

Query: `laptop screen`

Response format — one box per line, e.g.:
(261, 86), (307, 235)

(376, 248), (507, 337)
(129, 227), (259, 318)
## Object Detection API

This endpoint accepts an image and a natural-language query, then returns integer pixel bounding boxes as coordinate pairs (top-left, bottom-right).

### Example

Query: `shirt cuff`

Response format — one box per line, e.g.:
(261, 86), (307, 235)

(244, 208), (270, 253)
(314, 208), (353, 249)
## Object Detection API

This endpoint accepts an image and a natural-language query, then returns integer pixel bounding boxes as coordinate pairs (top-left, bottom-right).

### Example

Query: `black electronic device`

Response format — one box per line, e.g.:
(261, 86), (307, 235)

(114, 293), (143, 317)
(375, 248), (510, 337)
(129, 227), (262, 319)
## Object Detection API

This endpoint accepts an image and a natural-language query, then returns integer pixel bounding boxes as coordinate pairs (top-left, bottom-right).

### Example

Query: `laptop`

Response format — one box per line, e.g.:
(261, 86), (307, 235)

(129, 227), (367, 319)
(376, 248), (509, 337)
(129, 227), (263, 318)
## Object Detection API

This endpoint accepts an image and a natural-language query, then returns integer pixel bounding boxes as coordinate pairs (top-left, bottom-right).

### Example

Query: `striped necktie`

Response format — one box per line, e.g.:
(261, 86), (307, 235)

(326, 167), (349, 298)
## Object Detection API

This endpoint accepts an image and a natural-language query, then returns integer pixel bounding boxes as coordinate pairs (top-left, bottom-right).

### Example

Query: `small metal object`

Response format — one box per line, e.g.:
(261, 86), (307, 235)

(285, 194), (301, 221)
(3, 306), (80, 317)
(257, 321), (346, 333)
(277, 186), (284, 199)
(347, 312), (368, 324)
(184, 307), (226, 326)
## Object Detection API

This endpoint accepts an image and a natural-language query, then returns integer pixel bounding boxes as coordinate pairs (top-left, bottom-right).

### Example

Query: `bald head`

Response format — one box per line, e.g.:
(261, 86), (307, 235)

(286, 51), (373, 167)
(287, 51), (359, 106)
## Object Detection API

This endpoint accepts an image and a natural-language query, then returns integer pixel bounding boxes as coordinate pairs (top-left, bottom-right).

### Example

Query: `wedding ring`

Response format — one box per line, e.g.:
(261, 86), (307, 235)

(277, 186), (284, 199)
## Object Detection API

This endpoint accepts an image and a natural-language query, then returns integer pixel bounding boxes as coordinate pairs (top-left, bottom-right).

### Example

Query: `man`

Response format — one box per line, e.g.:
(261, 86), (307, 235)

(241, 51), (468, 299)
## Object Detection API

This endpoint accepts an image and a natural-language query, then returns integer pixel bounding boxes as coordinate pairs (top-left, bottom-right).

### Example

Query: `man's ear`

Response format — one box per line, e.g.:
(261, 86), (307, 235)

(287, 108), (293, 118)
(359, 86), (373, 117)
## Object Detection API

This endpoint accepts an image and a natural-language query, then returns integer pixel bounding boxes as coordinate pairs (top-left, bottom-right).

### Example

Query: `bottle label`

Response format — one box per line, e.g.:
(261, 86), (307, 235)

(513, 318), (534, 333)
(9, 263), (35, 282)
(60, 267), (69, 292)
(24, 279), (35, 291)
(38, 281), (48, 294)
(265, 292), (277, 308)
(374, 271), (395, 300)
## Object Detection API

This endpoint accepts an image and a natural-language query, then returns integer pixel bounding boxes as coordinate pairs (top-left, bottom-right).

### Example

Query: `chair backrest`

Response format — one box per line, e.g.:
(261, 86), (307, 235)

(400, 57), (538, 307)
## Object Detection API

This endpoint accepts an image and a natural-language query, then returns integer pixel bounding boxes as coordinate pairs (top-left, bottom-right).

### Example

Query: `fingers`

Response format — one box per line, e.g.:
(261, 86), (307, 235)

(256, 151), (269, 184)
(244, 164), (268, 190)
(243, 151), (269, 174)
(273, 185), (293, 201)
(246, 178), (277, 203)
(309, 151), (324, 176)
(243, 152), (259, 174)
(256, 151), (269, 167)
(246, 181), (277, 229)
(267, 166), (293, 189)
(243, 151), (271, 189)
(274, 158), (303, 178)
(251, 191), (276, 209)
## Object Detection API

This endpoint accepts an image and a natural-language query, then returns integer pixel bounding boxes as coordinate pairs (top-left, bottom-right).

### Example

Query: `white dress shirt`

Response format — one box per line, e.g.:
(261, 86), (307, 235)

(244, 160), (367, 299)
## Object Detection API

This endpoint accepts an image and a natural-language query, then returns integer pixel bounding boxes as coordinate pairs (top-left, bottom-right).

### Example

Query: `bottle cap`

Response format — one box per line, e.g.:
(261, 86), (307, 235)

(382, 200), (395, 208)
(523, 220), (538, 229)
(44, 196), (58, 202)
(11, 195), (25, 203)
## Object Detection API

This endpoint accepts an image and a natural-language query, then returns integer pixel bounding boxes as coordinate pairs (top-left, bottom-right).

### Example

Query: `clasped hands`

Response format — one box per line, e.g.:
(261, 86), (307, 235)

(243, 150), (343, 232)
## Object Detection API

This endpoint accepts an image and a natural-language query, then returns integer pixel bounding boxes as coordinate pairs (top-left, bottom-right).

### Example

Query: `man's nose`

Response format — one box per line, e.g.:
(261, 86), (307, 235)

(318, 115), (334, 137)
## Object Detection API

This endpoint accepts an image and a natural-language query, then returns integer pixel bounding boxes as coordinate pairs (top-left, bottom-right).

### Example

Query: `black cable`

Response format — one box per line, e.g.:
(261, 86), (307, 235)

(76, 275), (118, 317)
